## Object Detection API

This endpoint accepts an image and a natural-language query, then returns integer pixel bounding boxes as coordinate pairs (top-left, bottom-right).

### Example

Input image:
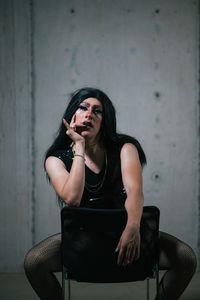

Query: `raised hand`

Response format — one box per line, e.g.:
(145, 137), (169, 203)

(63, 116), (85, 145)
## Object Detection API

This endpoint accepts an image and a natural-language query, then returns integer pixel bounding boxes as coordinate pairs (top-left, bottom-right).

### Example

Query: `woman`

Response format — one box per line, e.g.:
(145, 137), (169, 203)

(24, 87), (196, 300)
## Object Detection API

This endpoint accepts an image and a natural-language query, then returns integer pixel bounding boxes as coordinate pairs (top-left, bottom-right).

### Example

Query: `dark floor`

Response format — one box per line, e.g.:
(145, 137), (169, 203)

(0, 271), (199, 299)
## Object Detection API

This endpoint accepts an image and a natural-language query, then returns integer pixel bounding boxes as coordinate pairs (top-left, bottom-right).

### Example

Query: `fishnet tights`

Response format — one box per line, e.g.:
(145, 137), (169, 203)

(24, 234), (62, 300)
(24, 231), (197, 300)
(156, 232), (197, 299)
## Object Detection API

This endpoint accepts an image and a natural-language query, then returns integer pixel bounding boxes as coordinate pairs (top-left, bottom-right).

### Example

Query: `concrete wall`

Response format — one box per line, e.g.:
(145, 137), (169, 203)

(0, 0), (199, 271)
(0, 0), (33, 271)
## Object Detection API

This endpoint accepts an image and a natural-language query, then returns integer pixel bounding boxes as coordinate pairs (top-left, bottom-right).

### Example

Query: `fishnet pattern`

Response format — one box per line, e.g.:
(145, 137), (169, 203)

(24, 232), (196, 300)
(24, 233), (62, 300)
(156, 231), (197, 300)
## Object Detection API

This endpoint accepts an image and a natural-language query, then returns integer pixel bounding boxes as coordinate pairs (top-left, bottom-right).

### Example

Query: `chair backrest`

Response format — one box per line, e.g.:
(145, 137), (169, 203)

(61, 206), (160, 283)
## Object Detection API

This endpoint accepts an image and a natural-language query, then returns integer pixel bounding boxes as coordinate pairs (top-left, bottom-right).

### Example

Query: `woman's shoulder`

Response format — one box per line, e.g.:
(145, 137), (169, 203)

(120, 142), (138, 154)
(47, 147), (73, 170)
(117, 133), (140, 146)
(50, 147), (73, 159)
(116, 134), (147, 167)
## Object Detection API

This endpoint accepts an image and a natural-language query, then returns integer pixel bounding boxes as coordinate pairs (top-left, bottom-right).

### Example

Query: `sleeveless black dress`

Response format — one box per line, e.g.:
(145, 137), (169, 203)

(51, 146), (126, 208)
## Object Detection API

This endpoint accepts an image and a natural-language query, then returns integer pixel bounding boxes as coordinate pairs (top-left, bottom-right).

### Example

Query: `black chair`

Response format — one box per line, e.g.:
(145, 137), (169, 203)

(61, 206), (160, 300)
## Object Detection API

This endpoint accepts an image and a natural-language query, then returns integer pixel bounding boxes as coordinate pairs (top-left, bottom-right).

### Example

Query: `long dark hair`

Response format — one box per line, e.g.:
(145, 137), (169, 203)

(44, 87), (146, 167)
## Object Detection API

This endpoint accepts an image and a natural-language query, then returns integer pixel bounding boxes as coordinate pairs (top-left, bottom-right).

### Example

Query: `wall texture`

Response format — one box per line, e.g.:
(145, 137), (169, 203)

(0, 0), (33, 271)
(0, 0), (199, 271)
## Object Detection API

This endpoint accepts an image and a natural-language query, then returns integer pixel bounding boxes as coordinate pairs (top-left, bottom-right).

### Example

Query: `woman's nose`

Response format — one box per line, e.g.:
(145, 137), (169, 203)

(85, 108), (93, 118)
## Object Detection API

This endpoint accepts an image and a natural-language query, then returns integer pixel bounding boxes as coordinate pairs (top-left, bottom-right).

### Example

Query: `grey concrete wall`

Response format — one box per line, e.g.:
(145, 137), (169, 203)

(0, 0), (33, 271)
(0, 0), (199, 271)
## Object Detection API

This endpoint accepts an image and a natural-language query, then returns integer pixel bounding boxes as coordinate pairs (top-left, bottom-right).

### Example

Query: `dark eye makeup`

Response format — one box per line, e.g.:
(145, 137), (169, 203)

(78, 104), (87, 111)
(78, 104), (103, 116)
(93, 108), (103, 115)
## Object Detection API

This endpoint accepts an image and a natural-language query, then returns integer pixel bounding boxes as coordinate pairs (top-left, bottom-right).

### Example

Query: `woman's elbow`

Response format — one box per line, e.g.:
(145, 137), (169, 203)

(62, 194), (81, 207)
(126, 186), (144, 199)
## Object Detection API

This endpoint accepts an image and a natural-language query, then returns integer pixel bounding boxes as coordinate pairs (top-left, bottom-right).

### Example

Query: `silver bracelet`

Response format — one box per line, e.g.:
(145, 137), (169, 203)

(74, 154), (85, 161)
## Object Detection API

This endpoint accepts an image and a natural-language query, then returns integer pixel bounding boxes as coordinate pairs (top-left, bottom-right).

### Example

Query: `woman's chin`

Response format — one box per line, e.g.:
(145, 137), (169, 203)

(80, 131), (92, 138)
(81, 131), (99, 142)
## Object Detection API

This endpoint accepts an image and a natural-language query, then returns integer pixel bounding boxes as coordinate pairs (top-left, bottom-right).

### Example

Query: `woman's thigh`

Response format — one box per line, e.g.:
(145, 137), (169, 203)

(24, 233), (62, 273)
(158, 231), (196, 271)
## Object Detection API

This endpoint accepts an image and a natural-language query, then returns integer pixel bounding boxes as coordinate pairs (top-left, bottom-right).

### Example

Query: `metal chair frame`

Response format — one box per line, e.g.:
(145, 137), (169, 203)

(62, 264), (159, 300)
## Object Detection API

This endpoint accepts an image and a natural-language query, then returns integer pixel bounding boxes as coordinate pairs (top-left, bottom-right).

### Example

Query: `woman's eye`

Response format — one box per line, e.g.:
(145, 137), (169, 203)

(78, 105), (87, 111)
(93, 109), (103, 115)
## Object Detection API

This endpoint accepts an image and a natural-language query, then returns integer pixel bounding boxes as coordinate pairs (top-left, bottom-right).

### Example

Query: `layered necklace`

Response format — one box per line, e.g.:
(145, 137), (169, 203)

(85, 152), (108, 193)
(71, 145), (108, 193)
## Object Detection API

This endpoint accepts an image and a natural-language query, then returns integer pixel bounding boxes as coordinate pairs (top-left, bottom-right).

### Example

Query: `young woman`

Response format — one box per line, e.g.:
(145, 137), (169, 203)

(24, 87), (196, 300)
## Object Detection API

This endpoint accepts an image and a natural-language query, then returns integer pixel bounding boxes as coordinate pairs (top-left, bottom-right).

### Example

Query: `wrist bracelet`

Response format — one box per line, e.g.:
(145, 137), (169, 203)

(74, 154), (85, 161)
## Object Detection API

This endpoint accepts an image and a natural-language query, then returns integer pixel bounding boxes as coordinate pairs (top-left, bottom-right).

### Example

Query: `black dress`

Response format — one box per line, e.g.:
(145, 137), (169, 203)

(51, 146), (126, 208)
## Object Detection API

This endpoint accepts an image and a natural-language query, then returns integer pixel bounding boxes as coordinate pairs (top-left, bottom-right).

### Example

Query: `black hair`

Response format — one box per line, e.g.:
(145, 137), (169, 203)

(44, 87), (146, 167)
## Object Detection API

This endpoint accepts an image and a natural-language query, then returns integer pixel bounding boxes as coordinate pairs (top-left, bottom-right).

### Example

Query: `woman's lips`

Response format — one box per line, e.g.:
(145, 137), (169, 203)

(82, 121), (92, 128)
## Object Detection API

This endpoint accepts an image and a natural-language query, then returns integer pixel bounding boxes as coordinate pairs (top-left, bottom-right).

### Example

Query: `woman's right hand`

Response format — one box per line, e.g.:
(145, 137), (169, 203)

(63, 116), (85, 146)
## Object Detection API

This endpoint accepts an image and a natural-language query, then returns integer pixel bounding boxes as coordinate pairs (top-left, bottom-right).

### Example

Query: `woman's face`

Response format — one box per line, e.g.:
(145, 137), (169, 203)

(74, 97), (103, 140)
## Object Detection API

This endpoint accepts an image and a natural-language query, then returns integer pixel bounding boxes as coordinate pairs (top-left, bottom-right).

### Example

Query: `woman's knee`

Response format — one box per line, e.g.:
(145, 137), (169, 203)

(24, 246), (48, 275)
(24, 234), (62, 275)
(24, 247), (43, 275)
(176, 242), (197, 274)
(159, 231), (197, 275)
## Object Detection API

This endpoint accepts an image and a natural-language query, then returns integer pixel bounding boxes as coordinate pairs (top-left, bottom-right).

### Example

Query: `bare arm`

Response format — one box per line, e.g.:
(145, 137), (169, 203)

(45, 117), (86, 206)
(116, 143), (144, 265)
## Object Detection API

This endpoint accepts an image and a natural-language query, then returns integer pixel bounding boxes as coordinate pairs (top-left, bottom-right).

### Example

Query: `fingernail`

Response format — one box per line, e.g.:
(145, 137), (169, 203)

(115, 248), (118, 253)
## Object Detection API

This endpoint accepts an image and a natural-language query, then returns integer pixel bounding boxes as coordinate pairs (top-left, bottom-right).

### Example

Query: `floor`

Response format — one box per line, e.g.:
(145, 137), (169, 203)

(0, 271), (199, 300)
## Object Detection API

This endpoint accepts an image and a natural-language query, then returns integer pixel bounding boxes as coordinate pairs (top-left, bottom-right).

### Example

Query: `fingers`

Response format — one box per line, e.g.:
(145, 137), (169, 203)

(63, 118), (76, 139)
(117, 246), (126, 266)
(63, 115), (76, 128)
(116, 239), (131, 266)
(135, 237), (140, 260)
(63, 118), (69, 129)
(117, 242), (140, 266)
(63, 117), (82, 135)
(115, 239), (121, 254)
(127, 245), (135, 264)
(116, 239), (125, 265)
(127, 238), (140, 263)
(116, 228), (141, 266)
(63, 118), (85, 146)
(63, 118), (77, 132)
(69, 114), (76, 128)
(71, 114), (76, 124)
(119, 246), (134, 266)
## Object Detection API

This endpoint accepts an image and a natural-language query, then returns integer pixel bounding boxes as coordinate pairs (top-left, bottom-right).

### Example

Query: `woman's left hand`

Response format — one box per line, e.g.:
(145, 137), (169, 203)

(116, 224), (140, 266)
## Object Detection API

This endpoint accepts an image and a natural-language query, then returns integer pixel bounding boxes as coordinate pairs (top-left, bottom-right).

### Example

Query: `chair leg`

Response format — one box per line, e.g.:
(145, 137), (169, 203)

(62, 265), (66, 300)
(62, 266), (71, 300)
(155, 264), (160, 300)
(68, 279), (71, 300)
(146, 278), (150, 300)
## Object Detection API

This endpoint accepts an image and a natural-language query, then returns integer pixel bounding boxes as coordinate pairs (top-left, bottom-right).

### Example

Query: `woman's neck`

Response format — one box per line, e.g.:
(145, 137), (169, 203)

(85, 142), (102, 156)
(84, 142), (105, 174)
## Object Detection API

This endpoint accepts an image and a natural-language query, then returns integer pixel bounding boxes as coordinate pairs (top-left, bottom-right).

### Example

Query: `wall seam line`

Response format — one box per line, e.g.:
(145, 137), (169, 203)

(198, 0), (200, 271)
(29, 0), (36, 246)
